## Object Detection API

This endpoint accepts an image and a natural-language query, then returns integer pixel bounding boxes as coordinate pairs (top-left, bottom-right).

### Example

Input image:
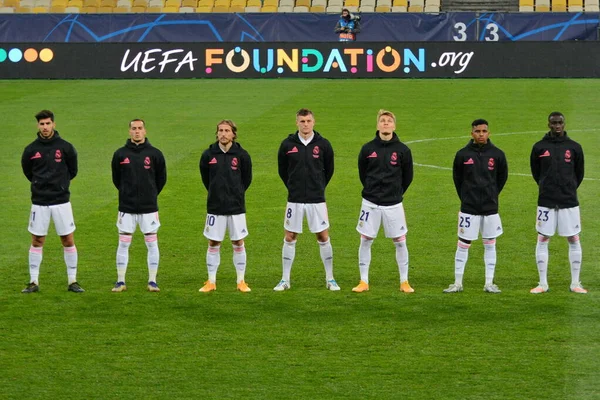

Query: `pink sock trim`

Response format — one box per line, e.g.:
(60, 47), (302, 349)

(233, 245), (245, 253)
(144, 234), (157, 243)
(64, 246), (77, 253)
(393, 235), (406, 243)
(538, 235), (550, 243)
(482, 239), (496, 245)
(457, 241), (471, 249)
(208, 246), (220, 253)
(119, 234), (132, 243)
(29, 246), (43, 254)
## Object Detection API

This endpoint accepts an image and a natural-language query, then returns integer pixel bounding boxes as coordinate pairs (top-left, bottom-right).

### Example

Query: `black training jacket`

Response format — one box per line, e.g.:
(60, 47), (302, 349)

(200, 142), (252, 215)
(530, 132), (584, 209)
(278, 131), (334, 203)
(111, 139), (167, 214)
(358, 132), (413, 206)
(21, 131), (78, 206)
(453, 139), (508, 216)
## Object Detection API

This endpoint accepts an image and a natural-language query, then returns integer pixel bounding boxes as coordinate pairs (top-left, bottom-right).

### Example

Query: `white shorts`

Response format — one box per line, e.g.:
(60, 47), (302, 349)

(356, 199), (408, 239)
(28, 202), (76, 237)
(536, 206), (581, 237)
(457, 212), (503, 241)
(117, 212), (161, 234)
(284, 202), (330, 234)
(203, 213), (248, 241)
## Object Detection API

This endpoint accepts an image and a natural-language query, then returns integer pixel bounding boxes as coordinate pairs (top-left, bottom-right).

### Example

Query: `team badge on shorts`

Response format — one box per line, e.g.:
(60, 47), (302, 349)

(488, 158), (495, 170)
(205, 226), (210, 232)
(285, 219), (290, 225)
(460, 228), (464, 234)
(358, 221), (364, 227)
(565, 150), (571, 163)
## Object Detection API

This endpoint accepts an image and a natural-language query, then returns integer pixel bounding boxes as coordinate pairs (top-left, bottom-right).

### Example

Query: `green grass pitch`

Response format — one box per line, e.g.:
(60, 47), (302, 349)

(0, 79), (599, 399)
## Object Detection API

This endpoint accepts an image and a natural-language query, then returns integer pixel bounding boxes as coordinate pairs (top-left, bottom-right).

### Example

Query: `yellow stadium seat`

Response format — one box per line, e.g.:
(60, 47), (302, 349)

(100, 0), (115, 5)
(262, 0), (277, 5)
(408, 4), (421, 10)
(81, 4), (96, 10)
(392, 0), (406, 5)
(195, 4), (210, 9)
(295, 0), (310, 6)
(535, 4), (549, 10)
(145, 4), (159, 9)
(112, 4), (128, 9)
(213, 0), (228, 5)
(50, 4), (65, 9)
(132, 0), (146, 6)
(164, 0), (177, 5)
(519, 0), (533, 5)
(245, 0), (259, 4)
(97, 4), (112, 9)
(181, 0), (195, 6)
(568, 0), (583, 5)
(32, 5), (48, 10)
(309, 4), (323, 10)
(211, 4), (227, 9)
(197, 0), (211, 4)
(16, 5), (32, 10)
(3, 0), (19, 6)
(162, 4), (178, 9)
(552, 0), (566, 9)
(83, 0), (98, 6)
(68, 0), (82, 6)
(260, 4), (276, 10)
(230, 0), (244, 5)
(375, 4), (389, 10)
(228, 4), (242, 10)
(344, 0), (358, 6)
(51, 0), (67, 5)
(130, 4), (144, 9)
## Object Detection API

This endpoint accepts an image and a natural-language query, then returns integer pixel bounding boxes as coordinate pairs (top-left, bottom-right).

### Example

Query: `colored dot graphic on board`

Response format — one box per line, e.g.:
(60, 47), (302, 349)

(0, 48), (54, 63)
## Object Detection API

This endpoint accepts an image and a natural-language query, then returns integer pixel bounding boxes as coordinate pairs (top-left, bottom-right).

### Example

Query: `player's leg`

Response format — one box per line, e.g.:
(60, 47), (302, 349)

(481, 214), (502, 293)
(307, 202), (337, 290)
(113, 212), (135, 292)
(53, 202), (82, 292)
(229, 214), (250, 292)
(275, 203), (302, 291)
(557, 207), (586, 293)
(353, 200), (380, 292)
(201, 214), (226, 292)
(383, 203), (412, 292)
(141, 212), (161, 291)
(23, 205), (50, 293)
(531, 207), (555, 294)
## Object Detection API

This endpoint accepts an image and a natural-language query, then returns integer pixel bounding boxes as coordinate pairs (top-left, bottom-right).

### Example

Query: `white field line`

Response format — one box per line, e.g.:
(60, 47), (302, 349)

(408, 129), (599, 182)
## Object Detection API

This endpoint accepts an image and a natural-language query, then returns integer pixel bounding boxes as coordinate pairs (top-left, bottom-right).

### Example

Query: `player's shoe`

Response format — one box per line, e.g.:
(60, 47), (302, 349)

(147, 282), (160, 292)
(111, 281), (127, 292)
(326, 279), (341, 291)
(530, 284), (549, 294)
(570, 283), (588, 294)
(199, 280), (216, 292)
(21, 282), (39, 293)
(273, 280), (290, 291)
(443, 283), (463, 293)
(400, 280), (415, 293)
(483, 283), (501, 293)
(352, 280), (369, 293)
(237, 281), (251, 293)
(68, 282), (85, 293)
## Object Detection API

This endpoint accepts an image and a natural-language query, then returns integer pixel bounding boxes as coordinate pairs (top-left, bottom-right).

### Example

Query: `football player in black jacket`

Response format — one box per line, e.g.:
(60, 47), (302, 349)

(274, 109), (339, 291)
(199, 120), (252, 293)
(530, 112), (586, 294)
(352, 110), (415, 293)
(444, 119), (508, 294)
(20, 110), (84, 293)
(111, 119), (167, 293)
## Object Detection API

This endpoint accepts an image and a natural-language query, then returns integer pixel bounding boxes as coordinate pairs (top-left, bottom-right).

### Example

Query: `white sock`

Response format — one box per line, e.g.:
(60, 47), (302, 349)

(483, 239), (496, 285)
(358, 236), (373, 283)
(318, 238), (334, 281)
(116, 234), (131, 283)
(29, 245), (43, 284)
(282, 240), (296, 282)
(454, 240), (470, 286)
(233, 244), (247, 284)
(568, 235), (582, 286)
(64, 245), (78, 284)
(536, 235), (550, 286)
(206, 245), (221, 283)
(145, 234), (159, 283)
(394, 235), (409, 282)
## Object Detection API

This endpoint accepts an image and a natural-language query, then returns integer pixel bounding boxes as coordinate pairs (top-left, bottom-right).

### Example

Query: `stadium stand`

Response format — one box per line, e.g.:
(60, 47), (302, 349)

(260, 4), (277, 10)
(536, 0), (550, 10)
(442, 0), (517, 11)
(586, 0), (599, 10)
(552, 0), (566, 10)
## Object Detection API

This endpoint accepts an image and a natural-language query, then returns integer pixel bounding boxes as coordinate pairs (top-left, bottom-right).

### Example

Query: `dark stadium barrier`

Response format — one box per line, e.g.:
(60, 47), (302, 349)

(0, 12), (598, 43)
(1, 41), (600, 79)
